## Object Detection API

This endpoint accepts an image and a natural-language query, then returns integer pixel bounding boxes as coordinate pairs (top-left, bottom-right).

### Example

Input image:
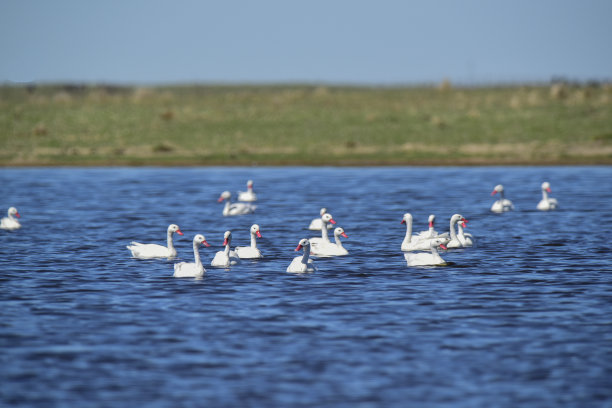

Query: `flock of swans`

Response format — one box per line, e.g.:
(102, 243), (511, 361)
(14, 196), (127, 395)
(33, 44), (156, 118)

(1, 179), (558, 277)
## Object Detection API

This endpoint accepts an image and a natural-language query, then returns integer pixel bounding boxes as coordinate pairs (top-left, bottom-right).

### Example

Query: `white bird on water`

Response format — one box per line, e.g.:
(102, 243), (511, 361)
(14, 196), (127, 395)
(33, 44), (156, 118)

(126, 224), (184, 259)
(235, 224), (263, 259)
(537, 181), (558, 211)
(173, 234), (211, 278)
(237, 180), (257, 202)
(310, 227), (349, 257)
(490, 184), (514, 213)
(400, 213), (437, 251)
(287, 238), (317, 273)
(308, 208), (332, 230)
(218, 191), (256, 216)
(1, 207), (21, 231)
(211, 231), (240, 267)
(404, 237), (449, 267)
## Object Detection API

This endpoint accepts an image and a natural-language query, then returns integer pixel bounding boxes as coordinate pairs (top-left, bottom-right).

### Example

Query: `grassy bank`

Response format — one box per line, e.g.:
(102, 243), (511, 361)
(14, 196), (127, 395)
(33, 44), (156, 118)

(1, 83), (611, 166)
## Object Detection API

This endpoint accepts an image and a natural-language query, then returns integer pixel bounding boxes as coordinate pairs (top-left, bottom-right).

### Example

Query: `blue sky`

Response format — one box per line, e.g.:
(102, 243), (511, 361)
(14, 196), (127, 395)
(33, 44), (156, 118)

(1, 0), (611, 85)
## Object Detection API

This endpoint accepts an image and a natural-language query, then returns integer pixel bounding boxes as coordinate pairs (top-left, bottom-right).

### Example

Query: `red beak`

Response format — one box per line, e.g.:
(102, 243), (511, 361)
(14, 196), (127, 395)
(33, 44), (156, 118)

(440, 244), (448, 250)
(461, 221), (467, 228)
(401, 219), (406, 224)
(202, 240), (211, 247)
(429, 221), (434, 228)
(256, 231), (262, 238)
(217, 196), (224, 202)
(177, 229), (184, 236)
(491, 190), (497, 196)
(223, 238), (228, 246)
(295, 244), (303, 251)
(329, 218), (336, 225)
(341, 232), (348, 238)
(15, 212), (21, 218)
(546, 187), (552, 192)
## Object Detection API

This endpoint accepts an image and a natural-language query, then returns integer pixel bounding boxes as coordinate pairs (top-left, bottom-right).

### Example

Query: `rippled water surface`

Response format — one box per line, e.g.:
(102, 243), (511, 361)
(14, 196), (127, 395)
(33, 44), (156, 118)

(1, 166), (611, 407)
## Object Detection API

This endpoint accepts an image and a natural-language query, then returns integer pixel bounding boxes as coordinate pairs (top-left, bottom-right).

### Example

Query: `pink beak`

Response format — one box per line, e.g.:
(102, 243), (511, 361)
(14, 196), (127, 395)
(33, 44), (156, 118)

(440, 244), (448, 250)
(202, 240), (211, 247)
(217, 196), (224, 202)
(329, 218), (336, 225)
(223, 238), (228, 246)
(401, 219), (406, 224)
(461, 221), (467, 228)
(341, 232), (348, 238)
(429, 221), (434, 228)
(176, 229), (184, 236)
(15, 212), (21, 218)
(295, 244), (303, 251)
(546, 187), (552, 192)
(256, 231), (262, 238)
(491, 190), (497, 196)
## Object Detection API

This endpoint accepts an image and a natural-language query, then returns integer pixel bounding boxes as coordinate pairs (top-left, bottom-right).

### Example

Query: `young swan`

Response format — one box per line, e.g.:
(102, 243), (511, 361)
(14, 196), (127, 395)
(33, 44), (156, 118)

(237, 180), (257, 202)
(310, 227), (349, 257)
(0, 207), (21, 231)
(211, 231), (240, 267)
(218, 191), (256, 216)
(308, 207), (332, 230)
(404, 237), (449, 267)
(173, 234), (211, 278)
(127, 224), (184, 259)
(287, 238), (317, 273)
(491, 184), (514, 213)
(235, 224), (263, 259)
(537, 181), (558, 211)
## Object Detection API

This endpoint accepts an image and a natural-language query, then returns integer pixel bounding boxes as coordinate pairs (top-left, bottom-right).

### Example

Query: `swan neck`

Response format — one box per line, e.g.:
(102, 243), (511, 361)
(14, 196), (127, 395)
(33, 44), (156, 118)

(167, 230), (175, 250)
(334, 234), (344, 249)
(402, 218), (413, 245)
(450, 219), (458, 240)
(223, 201), (231, 213)
(542, 189), (549, 200)
(193, 241), (202, 268)
(320, 221), (330, 242)
(250, 232), (257, 248)
(301, 246), (310, 264)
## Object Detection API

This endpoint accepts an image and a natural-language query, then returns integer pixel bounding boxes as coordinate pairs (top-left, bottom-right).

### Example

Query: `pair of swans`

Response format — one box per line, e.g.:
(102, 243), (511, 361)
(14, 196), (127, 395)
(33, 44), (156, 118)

(1, 207), (21, 231)
(491, 182), (559, 212)
(401, 213), (451, 251)
(218, 191), (256, 216)
(175, 231), (241, 277)
(309, 213), (349, 257)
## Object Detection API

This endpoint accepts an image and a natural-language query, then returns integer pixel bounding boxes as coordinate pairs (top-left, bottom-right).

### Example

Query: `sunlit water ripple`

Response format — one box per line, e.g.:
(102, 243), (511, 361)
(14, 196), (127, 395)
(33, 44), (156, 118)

(1, 166), (611, 407)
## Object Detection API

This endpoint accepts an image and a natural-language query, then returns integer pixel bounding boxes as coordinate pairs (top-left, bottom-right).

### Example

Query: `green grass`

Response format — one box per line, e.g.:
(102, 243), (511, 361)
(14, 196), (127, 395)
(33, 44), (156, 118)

(1, 83), (611, 166)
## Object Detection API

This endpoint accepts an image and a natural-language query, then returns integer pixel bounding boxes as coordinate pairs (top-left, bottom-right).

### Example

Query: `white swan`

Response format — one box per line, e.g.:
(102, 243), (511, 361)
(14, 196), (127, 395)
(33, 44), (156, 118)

(0, 207), (21, 231)
(173, 234), (211, 278)
(235, 224), (263, 259)
(308, 208), (332, 230)
(211, 230), (240, 267)
(309, 213), (337, 251)
(286, 238), (317, 273)
(417, 214), (449, 240)
(404, 237), (449, 267)
(237, 180), (257, 202)
(401, 213), (437, 251)
(446, 214), (468, 248)
(127, 224), (184, 259)
(491, 184), (514, 213)
(310, 227), (349, 257)
(218, 191), (256, 216)
(456, 220), (474, 247)
(537, 181), (558, 211)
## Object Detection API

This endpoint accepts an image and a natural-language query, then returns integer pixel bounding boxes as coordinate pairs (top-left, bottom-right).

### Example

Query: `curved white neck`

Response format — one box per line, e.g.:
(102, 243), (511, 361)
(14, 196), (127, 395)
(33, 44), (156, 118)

(223, 201), (231, 213)
(402, 218), (413, 247)
(250, 232), (258, 248)
(224, 240), (231, 255)
(542, 189), (549, 201)
(320, 220), (331, 243)
(192, 242), (203, 269)
(301, 246), (311, 264)
(167, 230), (175, 250)
(450, 218), (459, 241)
(334, 234), (345, 249)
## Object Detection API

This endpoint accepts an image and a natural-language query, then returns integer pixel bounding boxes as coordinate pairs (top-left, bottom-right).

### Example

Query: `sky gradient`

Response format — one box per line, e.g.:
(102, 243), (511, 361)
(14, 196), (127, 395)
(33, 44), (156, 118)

(1, 0), (611, 85)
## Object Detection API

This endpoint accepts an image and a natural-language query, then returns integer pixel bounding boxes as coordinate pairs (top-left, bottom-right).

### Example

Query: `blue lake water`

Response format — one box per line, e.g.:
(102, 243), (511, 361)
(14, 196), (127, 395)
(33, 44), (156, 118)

(1, 166), (611, 407)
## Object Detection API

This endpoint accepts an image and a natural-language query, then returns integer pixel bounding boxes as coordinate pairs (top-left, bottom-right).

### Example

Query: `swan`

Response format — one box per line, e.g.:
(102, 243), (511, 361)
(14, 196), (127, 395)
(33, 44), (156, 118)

(491, 184), (514, 213)
(537, 181), (558, 211)
(417, 214), (449, 240)
(309, 213), (337, 250)
(401, 213), (437, 251)
(308, 208), (333, 230)
(404, 237), (449, 267)
(446, 214), (468, 248)
(127, 224), (184, 259)
(211, 231), (240, 267)
(310, 227), (349, 257)
(286, 238), (317, 273)
(456, 220), (474, 247)
(218, 191), (256, 216)
(173, 234), (211, 278)
(235, 224), (263, 259)
(0, 207), (21, 230)
(237, 180), (257, 202)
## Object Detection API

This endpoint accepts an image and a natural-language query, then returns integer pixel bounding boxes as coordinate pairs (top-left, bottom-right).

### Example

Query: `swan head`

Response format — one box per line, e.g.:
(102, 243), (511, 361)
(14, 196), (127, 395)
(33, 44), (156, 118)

(8, 207), (20, 218)
(168, 224), (184, 235)
(541, 181), (551, 192)
(319, 207), (327, 216)
(251, 224), (262, 238)
(428, 214), (435, 227)
(491, 184), (504, 195)
(431, 237), (450, 250)
(247, 180), (254, 188)
(295, 238), (310, 251)
(322, 213), (336, 225)
(222, 230), (232, 246)
(451, 214), (466, 226)
(401, 213), (413, 224)
(334, 227), (348, 239)
(194, 234), (211, 247)
(218, 191), (232, 202)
